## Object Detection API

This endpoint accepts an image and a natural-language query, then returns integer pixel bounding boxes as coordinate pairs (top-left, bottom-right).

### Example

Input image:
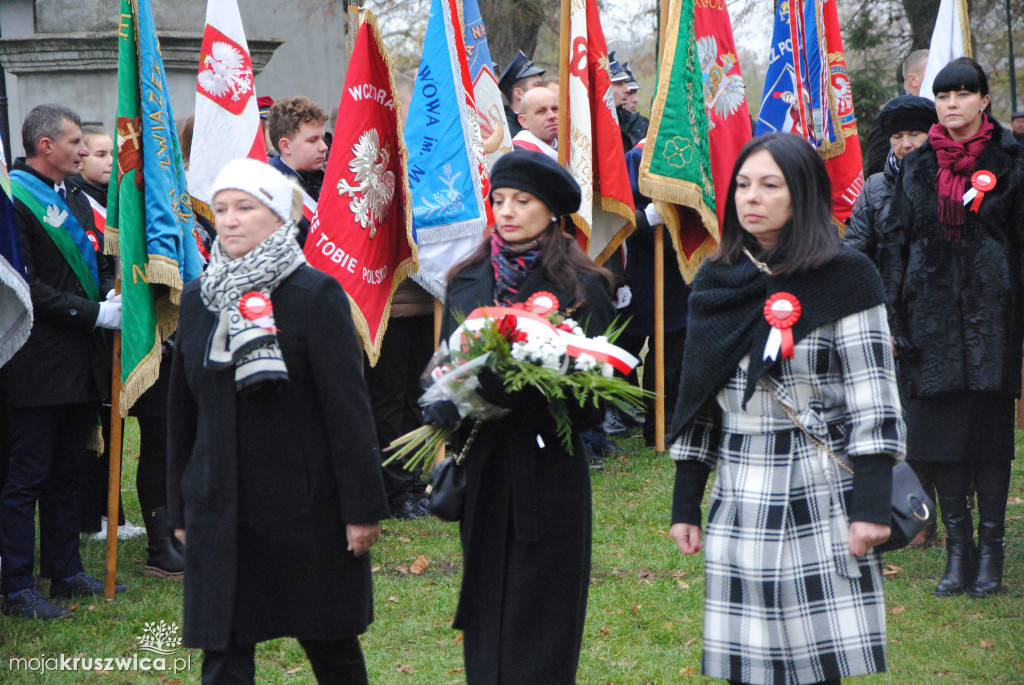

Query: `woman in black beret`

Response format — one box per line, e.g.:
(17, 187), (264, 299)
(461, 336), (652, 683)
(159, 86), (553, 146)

(431, 150), (615, 683)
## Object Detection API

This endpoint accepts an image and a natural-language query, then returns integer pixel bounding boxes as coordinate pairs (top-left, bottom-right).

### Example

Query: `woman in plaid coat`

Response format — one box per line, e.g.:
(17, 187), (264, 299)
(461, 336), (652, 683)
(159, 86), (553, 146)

(668, 134), (905, 685)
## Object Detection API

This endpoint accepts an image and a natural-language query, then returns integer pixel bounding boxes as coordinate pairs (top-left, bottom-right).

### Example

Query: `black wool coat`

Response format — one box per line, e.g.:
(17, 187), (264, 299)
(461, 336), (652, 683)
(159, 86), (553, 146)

(441, 256), (614, 685)
(844, 164), (897, 269)
(880, 122), (1024, 398)
(0, 163), (114, 407)
(167, 265), (389, 650)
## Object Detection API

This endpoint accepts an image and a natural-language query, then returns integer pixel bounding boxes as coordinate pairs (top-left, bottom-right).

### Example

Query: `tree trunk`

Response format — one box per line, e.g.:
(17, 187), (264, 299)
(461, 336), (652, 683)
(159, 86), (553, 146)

(902, 0), (943, 49)
(479, 0), (551, 71)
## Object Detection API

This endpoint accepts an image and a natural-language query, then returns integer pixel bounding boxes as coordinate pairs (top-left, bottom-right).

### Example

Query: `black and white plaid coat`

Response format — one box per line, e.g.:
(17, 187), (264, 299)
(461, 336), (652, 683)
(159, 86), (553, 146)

(672, 304), (905, 685)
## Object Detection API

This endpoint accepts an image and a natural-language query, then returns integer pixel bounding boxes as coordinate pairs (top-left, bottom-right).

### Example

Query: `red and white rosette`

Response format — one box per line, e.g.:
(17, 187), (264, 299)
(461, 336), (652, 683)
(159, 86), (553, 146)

(763, 292), (801, 361)
(524, 291), (560, 316)
(239, 291), (275, 330)
(962, 170), (996, 212)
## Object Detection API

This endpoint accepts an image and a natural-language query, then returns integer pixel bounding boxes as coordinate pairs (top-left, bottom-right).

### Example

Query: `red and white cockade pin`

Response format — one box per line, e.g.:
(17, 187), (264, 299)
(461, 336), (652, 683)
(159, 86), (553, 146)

(963, 170), (996, 213)
(239, 291), (276, 330)
(763, 292), (801, 361)
(524, 291), (560, 316)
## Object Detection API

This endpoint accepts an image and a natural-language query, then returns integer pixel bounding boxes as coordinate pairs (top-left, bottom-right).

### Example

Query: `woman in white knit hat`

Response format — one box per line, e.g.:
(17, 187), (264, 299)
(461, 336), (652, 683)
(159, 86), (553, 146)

(166, 158), (389, 684)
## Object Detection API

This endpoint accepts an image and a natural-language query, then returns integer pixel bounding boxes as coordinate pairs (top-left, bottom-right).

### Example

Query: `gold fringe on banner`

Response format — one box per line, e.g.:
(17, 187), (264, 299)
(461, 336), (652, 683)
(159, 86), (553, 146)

(119, 338), (162, 416)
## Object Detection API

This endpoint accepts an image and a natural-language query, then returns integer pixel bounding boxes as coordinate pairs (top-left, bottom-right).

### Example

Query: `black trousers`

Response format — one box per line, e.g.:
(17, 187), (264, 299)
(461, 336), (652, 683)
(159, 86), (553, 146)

(617, 328), (686, 444)
(363, 315), (433, 511)
(0, 402), (94, 594)
(201, 637), (368, 684)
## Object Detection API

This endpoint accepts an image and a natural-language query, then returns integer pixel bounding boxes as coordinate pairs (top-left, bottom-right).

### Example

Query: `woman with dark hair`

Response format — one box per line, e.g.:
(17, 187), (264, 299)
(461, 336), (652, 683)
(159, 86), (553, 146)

(670, 132), (904, 684)
(167, 158), (388, 683)
(880, 57), (1024, 598)
(433, 149), (614, 683)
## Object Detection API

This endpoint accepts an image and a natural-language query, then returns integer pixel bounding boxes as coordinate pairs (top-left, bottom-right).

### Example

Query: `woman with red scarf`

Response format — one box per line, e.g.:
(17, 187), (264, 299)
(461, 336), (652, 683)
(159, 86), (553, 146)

(881, 58), (1024, 599)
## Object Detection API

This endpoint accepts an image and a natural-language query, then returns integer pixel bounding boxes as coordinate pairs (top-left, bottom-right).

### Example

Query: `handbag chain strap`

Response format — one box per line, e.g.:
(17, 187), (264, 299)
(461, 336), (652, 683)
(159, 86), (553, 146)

(760, 379), (854, 475)
(454, 420), (482, 466)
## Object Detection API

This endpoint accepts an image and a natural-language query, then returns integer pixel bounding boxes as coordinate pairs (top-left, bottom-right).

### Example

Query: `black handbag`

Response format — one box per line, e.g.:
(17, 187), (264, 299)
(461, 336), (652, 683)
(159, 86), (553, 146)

(425, 421), (481, 522)
(762, 380), (933, 553)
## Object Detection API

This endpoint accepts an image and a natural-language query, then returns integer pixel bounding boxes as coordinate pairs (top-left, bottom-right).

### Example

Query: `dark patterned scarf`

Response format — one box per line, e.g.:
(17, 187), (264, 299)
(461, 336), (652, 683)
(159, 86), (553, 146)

(199, 220), (305, 390)
(490, 231), (543, 305)
(929, 115), (994, 242)
(883, 148), (901, 185)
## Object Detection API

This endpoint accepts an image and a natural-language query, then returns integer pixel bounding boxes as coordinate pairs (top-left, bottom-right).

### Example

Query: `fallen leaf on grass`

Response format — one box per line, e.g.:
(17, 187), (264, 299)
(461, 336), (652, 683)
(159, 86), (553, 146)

(87, 605), (96, 611)
(157, 678), (182, 684)
(980, 640), (995, 648)
(657, 529), (670, 538)
(882, 564), (900, 577)
(631, 603), (643, 612)
(396, 565), (410, 574)
(388, 596), (400, 603)
(286, 667), (302, 674)
(396, 665), (416, 674)
(684, 637), (698, 648)
(455, 634), (464, 644)
(889, 606), (905, 615)
(69, 604), (80, 611)
(1007, 497), (1024, 504)
(410, 555), (430, 574)
(681, 667), (696, 674)
(612, 661), (638, 667)
(600, 626), (611, 637)
(449, 668), (466, 674)
(398, 536), (412, 543)
(96, 670), (110, 675)
(677, 579), (690, 589)
(371, 566), (381, 572)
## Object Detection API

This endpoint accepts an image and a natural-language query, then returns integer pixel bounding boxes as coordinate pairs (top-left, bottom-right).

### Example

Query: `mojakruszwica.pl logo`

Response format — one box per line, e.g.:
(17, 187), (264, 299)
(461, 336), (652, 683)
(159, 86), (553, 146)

(7, 619), (193, 675)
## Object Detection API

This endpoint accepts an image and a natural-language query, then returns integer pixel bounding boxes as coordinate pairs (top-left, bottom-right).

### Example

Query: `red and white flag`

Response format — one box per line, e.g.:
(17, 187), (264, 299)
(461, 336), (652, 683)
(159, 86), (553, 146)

(304, 12), (416, 366)
(565, 0), (636, 264)
(187, 0), (267, 221)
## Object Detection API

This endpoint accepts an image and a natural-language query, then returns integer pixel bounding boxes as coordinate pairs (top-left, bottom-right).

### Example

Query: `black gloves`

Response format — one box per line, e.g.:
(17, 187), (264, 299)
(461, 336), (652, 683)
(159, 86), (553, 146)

(422, 400), (461, 429)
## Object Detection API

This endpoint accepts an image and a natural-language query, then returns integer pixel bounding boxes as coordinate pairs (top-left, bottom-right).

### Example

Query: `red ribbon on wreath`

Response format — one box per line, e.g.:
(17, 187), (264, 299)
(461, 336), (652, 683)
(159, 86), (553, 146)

(763, 292), (801, 360)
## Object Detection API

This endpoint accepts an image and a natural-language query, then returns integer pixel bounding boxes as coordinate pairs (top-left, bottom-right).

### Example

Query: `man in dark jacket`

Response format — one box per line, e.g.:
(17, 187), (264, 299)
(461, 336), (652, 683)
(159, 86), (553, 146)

(499, 51), (545, 140)
(617, 62), (649, 152)
(845, 95), (937, 268)
(0, 104), (126, 620)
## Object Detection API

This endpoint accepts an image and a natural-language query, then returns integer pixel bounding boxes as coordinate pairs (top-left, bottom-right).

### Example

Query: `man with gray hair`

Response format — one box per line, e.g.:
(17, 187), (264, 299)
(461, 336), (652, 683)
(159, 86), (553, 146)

(903, 49), (929, 97)
(0, 104), (125, 620)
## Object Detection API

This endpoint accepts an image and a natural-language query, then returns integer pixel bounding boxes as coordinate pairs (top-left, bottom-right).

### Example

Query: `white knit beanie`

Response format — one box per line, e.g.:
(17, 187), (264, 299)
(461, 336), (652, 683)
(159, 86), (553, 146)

(210, 158), (295, 223)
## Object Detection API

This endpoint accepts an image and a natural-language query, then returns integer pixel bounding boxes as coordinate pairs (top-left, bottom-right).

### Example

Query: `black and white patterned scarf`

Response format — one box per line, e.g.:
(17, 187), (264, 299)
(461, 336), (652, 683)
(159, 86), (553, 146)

(199, 220), (305, 390)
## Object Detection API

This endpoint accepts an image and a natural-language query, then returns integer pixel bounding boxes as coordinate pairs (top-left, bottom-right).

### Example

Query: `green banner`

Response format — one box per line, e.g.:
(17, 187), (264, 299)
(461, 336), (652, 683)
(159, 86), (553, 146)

(638, 0), (717, 239)
(107, 0), (170, 415)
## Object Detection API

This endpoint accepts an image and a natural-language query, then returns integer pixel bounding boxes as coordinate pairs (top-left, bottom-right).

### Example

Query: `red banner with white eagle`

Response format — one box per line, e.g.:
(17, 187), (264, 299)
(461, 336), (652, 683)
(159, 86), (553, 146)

(187, 0), (267, 224)
(820, 0), (863, 225)
(304, 12), (416, 366)
(565, 0), (635, 264)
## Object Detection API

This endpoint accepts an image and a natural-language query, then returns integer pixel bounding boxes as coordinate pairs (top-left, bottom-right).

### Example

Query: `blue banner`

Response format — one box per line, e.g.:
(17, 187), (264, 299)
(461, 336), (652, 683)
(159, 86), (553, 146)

(404, 0), (485, 246)
(137, 0), (202, 284)
(462, 0), (493, 82)
(755, 0), (840, 150)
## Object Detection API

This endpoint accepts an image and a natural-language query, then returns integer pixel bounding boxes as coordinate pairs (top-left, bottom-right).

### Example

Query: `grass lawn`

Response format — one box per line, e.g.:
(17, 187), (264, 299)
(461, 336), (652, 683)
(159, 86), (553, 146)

(1, 419), (1022, 683)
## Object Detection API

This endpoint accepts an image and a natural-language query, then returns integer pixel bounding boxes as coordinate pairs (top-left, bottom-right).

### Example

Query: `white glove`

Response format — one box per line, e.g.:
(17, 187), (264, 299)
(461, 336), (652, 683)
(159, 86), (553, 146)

(644, 203), (664, 227)
(95, 300), (122, 330)
(106, 291), (122, 304)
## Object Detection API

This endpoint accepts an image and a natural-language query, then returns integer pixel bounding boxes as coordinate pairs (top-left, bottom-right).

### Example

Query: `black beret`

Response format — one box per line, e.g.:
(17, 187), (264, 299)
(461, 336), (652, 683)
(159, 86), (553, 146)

(876, 94), (938, 138)
(489, 150), (581, 218)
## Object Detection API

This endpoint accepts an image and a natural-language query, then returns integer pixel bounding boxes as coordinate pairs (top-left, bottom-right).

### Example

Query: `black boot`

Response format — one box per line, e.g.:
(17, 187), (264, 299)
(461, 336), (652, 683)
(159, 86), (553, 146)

(971, 495), (1006, 598)
(143, 507), (184, 580)
(935, 496), (977, 597)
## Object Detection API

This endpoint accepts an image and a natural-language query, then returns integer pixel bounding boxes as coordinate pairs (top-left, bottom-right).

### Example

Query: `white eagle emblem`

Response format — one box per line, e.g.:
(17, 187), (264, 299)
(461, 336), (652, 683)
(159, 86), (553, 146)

(696, 35), (746, 129)
(337, 129), (396, 239)
(197, 41), (254, 103)
(43, 204), (68, 228)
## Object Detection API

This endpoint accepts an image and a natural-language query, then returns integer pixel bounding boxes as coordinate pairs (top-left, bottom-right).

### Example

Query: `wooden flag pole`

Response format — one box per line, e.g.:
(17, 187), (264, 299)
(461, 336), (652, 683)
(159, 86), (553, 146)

(433, 298), (445, 465)
(557, 0), (570, 167)
(653, 0), (672, 453)
(104, 278), (123, 600)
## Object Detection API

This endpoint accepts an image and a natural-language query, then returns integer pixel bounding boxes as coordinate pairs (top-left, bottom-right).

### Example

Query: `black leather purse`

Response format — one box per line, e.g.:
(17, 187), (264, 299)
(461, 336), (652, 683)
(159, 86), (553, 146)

(426, 421), (481, 522)
(762, 380), (932, 553)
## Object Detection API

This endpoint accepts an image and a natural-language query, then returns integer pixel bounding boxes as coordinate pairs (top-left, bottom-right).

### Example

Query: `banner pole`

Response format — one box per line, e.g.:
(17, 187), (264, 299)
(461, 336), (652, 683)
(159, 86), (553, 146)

(653, 0), (671, 453)
(433, 298), (445, 466)
(104, 278), (123, 600)
(557, 0), (570, 167)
